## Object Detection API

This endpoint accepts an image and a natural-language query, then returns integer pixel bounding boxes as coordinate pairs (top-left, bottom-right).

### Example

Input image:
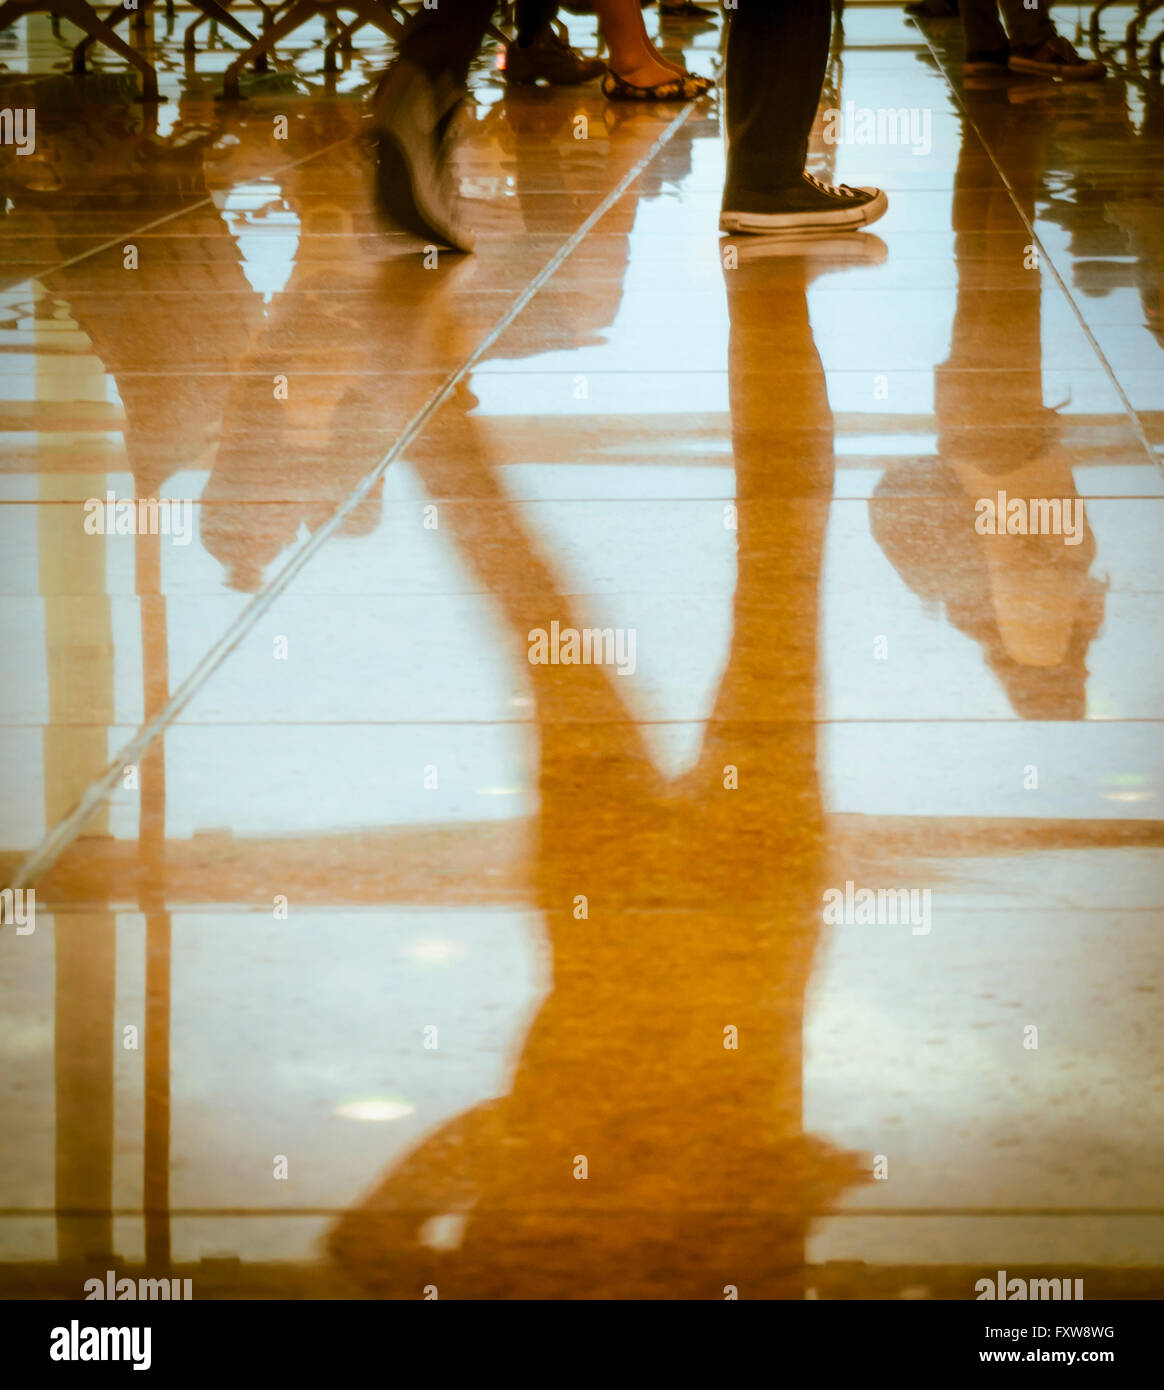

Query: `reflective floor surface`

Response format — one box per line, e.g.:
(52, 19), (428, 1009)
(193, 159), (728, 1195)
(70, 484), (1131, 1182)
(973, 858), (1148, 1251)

(0, 4), (1162, 1299)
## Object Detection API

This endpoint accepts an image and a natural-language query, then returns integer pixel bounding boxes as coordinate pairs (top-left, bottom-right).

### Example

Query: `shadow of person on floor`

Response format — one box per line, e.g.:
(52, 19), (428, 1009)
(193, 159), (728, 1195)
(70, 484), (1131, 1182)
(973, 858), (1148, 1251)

(199, 88), (716, 593)
(197, 86), (673, 591)
(0, 80), (266, 507)
(868, 83), (1107, 721)
(325, 231), (886, 1298)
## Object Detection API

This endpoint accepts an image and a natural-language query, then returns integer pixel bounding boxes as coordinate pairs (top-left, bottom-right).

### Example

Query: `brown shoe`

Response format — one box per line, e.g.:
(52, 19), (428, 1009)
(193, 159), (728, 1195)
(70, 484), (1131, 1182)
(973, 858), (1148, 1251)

(505, 26), (604, 86)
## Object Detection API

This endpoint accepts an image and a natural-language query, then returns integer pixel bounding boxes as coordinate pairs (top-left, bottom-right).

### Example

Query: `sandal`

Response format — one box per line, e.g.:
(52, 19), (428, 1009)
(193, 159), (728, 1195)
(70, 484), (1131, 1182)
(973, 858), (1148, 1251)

(601, 68), (713, 101)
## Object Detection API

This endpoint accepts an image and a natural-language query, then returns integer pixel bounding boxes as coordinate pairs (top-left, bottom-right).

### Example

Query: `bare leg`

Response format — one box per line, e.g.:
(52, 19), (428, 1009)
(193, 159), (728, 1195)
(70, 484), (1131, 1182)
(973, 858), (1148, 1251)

(592, 0), (685, 86)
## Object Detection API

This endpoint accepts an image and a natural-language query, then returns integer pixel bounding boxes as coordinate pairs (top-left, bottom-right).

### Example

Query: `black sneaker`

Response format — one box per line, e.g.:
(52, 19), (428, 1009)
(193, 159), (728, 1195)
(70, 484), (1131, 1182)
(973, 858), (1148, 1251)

(720, 171), (888, 236)
(370, 58), (475, 253)
(964, 44), (1009, 73)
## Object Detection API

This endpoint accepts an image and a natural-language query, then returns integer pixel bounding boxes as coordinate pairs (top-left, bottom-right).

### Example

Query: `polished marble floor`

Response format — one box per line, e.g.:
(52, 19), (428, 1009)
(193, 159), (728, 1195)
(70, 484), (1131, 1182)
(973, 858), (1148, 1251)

(0, 4), (1162, 1299)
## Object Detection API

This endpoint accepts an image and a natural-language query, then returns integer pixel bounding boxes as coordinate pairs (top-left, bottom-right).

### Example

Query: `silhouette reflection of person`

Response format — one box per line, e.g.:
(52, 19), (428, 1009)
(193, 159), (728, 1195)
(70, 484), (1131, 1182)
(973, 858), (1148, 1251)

(869, 85), (1106, 720)
(200, 90), (715, 592)
(327, 231), (886, 1297)
(0, 87), (262, 505)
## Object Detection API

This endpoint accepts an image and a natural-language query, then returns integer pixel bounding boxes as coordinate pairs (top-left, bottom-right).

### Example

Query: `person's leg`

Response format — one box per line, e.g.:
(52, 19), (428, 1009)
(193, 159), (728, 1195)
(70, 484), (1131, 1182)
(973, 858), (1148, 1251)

(719, 0), (886, 233)
(370, 0), (499, 252)
(996, 0), (1055, 50)
(507, 0), (605, 85)
(593, 0), (685, 87)
(723, 0), (832, 202)
(393, 0), (498, 88)
(905, 0), (959, 16)
(514, 0), (557, 45)
(959, 0), (1008, 57)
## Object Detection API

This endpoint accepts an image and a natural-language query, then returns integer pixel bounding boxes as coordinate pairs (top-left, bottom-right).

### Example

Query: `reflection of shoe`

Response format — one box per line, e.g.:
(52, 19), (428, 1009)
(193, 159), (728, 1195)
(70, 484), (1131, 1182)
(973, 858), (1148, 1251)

(720, 171), (888, 235)
(505, 26), (604, 86)
(964, 44), (1009, 74)
(602, 67), (713, 101)
(1009, 37), (1105, 80)
(722, 232), (888, 265)
(370, 58), (475, 253)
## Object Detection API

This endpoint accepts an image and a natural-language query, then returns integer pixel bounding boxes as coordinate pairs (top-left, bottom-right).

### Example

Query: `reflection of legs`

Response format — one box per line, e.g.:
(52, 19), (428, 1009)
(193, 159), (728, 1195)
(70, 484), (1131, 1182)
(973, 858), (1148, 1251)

(701, 252), (833, 1135)
(55, 920), (116, 1262)
(328, 387), (668, 1296)
(408, 400), (652, 758)
(940, 95), (1045, 438)
(928, 98), (1102, 717)
(328, 280), (853, 1294)
(327, 235), (848, 1298)
(451, 262), (848, 1296)
(694, 253), (832, 982)
(684, 254), (862, 1290)
(700, 253), (832, 820)
(203, 197), (451, 587)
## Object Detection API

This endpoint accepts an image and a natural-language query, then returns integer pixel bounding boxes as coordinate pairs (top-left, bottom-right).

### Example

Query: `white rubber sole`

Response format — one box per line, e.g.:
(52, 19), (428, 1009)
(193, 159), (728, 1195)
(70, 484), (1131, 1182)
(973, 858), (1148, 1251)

(719, 187), (889, 235)
(721, 232), (889, 265)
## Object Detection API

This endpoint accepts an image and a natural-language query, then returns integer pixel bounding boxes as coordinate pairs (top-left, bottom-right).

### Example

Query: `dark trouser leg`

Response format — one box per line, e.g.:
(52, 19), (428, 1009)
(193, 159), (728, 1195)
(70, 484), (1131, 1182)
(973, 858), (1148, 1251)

(397, 0), (499, 87)
(722, 0), (833, 206)
(997, 0), (1056, 47)
(959, 0), (1008, 52)
(515, 0), (560, 45)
